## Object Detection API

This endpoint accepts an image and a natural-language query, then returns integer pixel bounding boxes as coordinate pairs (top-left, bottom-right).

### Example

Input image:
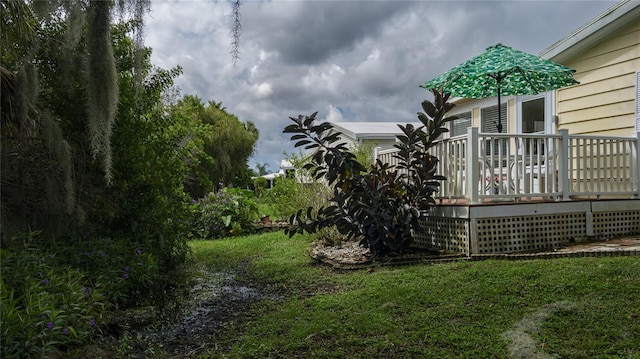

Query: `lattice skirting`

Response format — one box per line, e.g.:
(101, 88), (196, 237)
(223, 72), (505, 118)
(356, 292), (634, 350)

(413, 199), (640, 255)
(474, 213), (586, 254)
(413, 217), (469, 254)
(592, 210), (640, 239)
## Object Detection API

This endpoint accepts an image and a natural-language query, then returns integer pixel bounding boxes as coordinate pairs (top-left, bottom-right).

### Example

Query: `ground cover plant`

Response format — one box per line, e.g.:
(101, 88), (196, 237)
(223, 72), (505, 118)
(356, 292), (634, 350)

(0, 233), (165, 358)
(186, 232), (639, 358)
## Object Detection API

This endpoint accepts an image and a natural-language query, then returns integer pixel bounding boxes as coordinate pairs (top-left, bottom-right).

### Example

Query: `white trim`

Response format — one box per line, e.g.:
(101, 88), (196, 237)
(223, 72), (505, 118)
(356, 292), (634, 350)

(540, 0), (640, 62)
(515, 91), (555, 134)
(635, 70), (640, 132)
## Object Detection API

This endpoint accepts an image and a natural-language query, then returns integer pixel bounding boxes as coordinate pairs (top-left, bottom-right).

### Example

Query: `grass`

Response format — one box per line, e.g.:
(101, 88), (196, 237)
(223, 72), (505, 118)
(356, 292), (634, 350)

(189, 232), (640, 358)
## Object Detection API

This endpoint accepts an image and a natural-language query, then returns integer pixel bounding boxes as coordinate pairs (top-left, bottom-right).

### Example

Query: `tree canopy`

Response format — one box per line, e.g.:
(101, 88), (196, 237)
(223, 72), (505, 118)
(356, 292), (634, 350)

(1, 1), (256, 263)
(169, 96), (258, 198)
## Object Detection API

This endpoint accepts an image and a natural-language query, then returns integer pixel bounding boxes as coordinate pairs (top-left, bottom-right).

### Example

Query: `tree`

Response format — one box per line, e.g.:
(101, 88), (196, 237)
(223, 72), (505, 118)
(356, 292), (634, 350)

(255, 162), (270, 176)
(102, 22), (191, 267)
(1, 0), (245, 242)
(1, 0), (150, 240)
(284, 90), (454, 255)
(169, 96), (258, 198)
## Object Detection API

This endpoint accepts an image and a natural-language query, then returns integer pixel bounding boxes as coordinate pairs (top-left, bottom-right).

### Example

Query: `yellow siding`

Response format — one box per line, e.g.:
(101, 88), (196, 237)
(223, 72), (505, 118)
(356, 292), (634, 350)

(560, 86), (634, 112)
(561, 109), (633, 130)
(556, 17), (640, 135)
(472, 107), (480, 128)
(557, 73), (635, 100)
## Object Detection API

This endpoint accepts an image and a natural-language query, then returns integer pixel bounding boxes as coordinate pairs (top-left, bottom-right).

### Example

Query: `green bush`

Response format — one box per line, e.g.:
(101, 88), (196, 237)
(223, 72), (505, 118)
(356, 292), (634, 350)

(51, 237), (160, 308)
(0, 234), (165, 358)
(283, 90), (454, 255)
(261, 176), (333, 222)
(253, 176), (268, 199)
(189, 187), (259, 239)
(1, 248), (107, 358)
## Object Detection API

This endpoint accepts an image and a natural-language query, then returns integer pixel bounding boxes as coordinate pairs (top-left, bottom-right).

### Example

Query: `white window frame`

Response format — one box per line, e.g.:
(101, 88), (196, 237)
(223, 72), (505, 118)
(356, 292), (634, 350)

(635, 70), (639, 133)
(516, 91), (555, 134)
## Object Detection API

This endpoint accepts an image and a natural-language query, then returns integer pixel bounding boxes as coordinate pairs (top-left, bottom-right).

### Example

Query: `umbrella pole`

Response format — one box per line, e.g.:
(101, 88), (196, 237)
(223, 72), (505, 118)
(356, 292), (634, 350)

(497, 86), (503, 133)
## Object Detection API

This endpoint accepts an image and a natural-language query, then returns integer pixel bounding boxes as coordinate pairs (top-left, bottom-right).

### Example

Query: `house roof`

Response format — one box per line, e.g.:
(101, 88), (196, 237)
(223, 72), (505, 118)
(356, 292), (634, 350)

(329, 121), (421, 141)
(539, 0), (640, 63)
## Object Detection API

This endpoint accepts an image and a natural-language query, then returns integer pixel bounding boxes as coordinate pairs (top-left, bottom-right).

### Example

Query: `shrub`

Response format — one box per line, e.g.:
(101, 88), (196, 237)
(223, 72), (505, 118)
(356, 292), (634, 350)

(189, 186), (259, 239)
(53, 237), (160, 308)
(0, 232), (168, 357)
(283, 90), (455, 255)
(253, 176), (268, 199)
(260, 175), (331, 222)
(1, 248), (107, 358)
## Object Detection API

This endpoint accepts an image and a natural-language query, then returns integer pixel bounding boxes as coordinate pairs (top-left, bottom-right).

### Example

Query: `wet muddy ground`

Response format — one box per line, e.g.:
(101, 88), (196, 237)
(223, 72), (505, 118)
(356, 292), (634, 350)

(101, 264), (283, 358)
(150, 267), (282, 355)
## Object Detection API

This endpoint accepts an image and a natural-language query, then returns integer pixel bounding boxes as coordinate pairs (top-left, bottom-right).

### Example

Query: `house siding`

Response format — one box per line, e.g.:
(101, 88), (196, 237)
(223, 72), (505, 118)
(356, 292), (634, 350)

(556, 17), (640, 135)
(362, 138), (397, 150)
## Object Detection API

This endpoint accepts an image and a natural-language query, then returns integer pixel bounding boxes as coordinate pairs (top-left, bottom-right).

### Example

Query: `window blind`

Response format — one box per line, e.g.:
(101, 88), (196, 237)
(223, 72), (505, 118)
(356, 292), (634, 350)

(481, 104), (508, 133)
(481, 104), (508, 160)
(451, 111), (472, 137)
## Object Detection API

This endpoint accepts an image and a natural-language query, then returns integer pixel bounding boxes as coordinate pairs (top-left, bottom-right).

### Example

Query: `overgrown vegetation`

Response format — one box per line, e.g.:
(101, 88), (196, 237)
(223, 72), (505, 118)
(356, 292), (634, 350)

(1, 2), (256, 356)
(283, 90), (455, 255)
(189, 186), (259, 239)
(0, 231), (163, 358)
(261, 177), (333, 223)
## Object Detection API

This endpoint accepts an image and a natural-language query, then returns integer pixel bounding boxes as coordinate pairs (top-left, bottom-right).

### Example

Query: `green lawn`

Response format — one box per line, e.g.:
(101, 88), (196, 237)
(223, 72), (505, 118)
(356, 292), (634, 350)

(190, 232), (640, 358)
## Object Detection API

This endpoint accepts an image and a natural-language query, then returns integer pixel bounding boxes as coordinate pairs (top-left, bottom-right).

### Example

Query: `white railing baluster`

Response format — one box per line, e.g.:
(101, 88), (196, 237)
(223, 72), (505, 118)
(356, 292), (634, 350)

(633, 132), (640, 197)
(558, 129), (570, 201)
(372, 128), (637, 202)
(467, 127), (480, 203)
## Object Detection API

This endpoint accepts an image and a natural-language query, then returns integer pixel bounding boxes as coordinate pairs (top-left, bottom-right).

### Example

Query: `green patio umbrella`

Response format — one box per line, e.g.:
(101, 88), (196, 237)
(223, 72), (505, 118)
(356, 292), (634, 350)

(420, 43), (578, 133)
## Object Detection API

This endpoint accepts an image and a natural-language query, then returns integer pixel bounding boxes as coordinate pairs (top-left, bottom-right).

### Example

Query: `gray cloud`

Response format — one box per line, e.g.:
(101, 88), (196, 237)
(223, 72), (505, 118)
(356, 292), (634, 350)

(144, 0), (616, 174)
(242, 1), (414, 65)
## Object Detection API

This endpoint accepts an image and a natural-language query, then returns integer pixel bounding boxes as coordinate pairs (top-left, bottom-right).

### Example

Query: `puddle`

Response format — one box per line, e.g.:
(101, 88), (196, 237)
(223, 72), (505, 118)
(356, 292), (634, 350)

(139, 266), (282, 355)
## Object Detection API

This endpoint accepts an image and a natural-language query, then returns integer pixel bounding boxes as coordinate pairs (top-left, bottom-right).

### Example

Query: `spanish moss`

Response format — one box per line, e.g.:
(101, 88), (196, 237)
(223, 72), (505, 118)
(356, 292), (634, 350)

(230, 0), (241, 66)
(87, 0), (118, 183)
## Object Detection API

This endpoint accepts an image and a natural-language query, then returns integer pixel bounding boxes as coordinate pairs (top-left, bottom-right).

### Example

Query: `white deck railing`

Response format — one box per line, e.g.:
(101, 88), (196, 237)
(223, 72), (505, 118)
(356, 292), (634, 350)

(374, 128), (640, 203)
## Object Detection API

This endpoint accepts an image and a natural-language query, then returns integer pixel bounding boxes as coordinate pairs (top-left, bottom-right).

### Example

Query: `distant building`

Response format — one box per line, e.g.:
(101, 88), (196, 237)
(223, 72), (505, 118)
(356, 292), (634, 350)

(254, 159), (297, 189)
(329, 121), (421, 151)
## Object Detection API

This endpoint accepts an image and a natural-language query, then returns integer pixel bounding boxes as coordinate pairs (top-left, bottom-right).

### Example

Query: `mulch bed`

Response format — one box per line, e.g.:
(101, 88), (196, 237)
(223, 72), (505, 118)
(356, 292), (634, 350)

(309, 238), (640, 270)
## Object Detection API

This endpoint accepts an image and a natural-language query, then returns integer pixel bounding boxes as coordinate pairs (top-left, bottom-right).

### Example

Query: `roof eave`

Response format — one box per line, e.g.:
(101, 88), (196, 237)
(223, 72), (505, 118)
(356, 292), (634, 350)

(355, 134), (399, 140)
(539, 0), (640, 63)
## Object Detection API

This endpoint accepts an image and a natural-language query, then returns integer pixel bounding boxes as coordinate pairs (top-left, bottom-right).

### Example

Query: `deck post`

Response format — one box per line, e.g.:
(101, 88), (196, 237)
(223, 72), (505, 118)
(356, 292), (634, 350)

(632, 131), (640, 198)
(558, 129), (570, 201)
(466, 127), (480, 204)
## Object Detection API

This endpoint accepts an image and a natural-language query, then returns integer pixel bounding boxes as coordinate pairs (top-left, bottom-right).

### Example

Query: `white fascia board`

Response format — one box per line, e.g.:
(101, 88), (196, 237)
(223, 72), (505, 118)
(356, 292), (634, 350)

(540, 0), (640, 63)
(328, 122), (357, 141)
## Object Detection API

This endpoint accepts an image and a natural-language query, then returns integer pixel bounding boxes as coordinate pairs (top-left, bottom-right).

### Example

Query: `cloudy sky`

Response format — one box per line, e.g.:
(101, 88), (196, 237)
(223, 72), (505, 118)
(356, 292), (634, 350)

(144, 0), (616, 174)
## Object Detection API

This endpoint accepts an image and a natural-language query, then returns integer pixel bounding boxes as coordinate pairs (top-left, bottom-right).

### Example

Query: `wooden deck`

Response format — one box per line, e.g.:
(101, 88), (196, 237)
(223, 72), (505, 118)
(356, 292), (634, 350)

(414, 196), (640, 256)
(371, 128), (640, 255)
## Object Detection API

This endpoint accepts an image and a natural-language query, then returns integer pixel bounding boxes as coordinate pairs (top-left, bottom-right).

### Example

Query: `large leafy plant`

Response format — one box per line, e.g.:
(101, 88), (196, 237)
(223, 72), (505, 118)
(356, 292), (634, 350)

(283, 90), (456, 255)
(188, 186), (258, 239)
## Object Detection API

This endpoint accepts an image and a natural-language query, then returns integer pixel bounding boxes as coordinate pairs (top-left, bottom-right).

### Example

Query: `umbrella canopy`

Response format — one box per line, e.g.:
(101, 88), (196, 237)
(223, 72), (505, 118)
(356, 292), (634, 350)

(420, 43), (578, 133)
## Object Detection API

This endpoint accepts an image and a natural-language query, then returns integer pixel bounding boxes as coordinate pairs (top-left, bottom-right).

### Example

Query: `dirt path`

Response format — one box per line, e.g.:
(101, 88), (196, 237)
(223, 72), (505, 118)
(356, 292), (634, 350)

(143, 266), (282, 356)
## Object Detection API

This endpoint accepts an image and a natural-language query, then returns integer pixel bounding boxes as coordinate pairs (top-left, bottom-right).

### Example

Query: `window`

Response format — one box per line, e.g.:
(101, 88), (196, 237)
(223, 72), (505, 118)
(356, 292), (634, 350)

(521, 97), (546, 156)
(481, 104), (508, 160)
(521, 97), (545, 133)
(481, 103), (507, 133)
(451, 111), (472, 137)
